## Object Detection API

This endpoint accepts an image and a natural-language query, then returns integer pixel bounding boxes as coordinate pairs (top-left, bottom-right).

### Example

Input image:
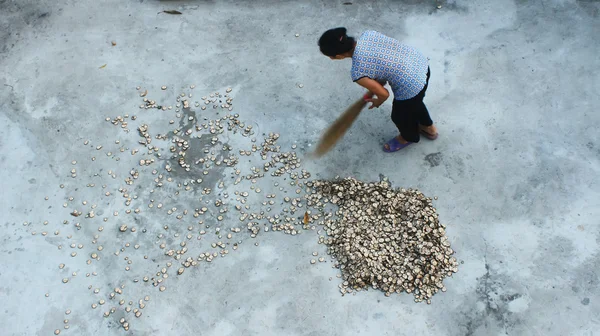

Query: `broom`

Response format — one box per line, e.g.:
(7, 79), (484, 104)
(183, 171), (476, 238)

(310, 93), (371, 158)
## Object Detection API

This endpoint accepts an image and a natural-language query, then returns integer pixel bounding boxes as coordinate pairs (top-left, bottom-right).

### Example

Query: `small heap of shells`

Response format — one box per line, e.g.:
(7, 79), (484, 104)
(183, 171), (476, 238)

(137, 124), (152, 145)
(306, 177), (458, 303)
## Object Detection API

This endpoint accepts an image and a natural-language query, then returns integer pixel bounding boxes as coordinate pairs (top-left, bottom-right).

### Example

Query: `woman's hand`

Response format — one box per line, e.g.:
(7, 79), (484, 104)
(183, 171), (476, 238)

(356, 77), (390, 109)
(365, 95), (388, 109)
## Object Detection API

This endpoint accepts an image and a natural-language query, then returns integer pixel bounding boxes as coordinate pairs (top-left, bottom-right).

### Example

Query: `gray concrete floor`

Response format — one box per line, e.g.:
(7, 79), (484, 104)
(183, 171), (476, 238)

(1, 0), (600, 335)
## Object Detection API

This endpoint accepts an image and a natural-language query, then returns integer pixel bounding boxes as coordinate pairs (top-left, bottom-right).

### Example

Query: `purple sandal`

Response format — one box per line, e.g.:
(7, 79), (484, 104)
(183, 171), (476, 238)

(383, 137), (412, 152)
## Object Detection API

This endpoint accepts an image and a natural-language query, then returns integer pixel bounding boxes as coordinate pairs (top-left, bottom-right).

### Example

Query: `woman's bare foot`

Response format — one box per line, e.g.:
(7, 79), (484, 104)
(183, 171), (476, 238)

(383, 135), (409, 151)
(419, 124), (438, 140)
(419, 124), (437, 134)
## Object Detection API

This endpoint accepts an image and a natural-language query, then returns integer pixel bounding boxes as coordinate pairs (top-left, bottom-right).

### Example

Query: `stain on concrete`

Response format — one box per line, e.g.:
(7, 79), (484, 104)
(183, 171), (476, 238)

(456, 262), (528, 335)
(440, 0), (469, 13)
(576, 0), (600, 18)
(425, 152), (443, 167)
(372, 312), (384, 320)
(571, 252), (600, 294)
(164, 121), (228, 192)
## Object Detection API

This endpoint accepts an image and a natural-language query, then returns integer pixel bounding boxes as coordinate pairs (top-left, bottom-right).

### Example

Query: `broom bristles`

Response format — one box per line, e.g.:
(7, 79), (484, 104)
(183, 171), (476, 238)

(310, 97), (368, 158)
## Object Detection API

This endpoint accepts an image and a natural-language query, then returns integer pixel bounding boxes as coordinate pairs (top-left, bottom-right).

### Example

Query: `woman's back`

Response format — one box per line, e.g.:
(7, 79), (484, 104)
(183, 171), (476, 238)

(351, 30), (429, 101)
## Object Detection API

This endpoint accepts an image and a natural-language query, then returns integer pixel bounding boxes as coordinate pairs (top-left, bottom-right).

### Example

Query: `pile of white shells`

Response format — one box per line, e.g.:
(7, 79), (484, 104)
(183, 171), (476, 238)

(306, 178), (458, 303)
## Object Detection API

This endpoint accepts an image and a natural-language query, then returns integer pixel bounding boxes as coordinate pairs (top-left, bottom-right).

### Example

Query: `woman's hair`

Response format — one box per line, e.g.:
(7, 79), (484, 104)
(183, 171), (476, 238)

(318, 27), (355, 57)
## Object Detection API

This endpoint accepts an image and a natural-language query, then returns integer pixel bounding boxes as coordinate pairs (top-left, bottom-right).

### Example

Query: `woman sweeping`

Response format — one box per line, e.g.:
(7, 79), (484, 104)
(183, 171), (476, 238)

(318, 27), (438, 152)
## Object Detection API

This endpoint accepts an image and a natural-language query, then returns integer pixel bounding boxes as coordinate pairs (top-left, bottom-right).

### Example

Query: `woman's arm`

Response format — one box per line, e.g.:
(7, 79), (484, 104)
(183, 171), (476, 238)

(355, 77), (390, 109)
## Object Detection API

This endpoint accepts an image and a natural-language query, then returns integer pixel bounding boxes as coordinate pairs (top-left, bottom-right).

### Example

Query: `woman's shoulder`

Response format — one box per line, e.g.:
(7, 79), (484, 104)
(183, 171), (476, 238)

(357, 30), (390, 44)
(359, 30), (379, 38)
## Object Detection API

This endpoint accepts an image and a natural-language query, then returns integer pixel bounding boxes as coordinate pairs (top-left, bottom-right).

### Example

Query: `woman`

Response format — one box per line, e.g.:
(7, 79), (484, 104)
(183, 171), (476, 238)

(318, 27), (438, 152)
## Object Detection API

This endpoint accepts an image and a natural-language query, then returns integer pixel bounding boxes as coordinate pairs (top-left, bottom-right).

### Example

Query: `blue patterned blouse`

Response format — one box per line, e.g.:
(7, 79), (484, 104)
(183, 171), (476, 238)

(351, 30), (429, 101)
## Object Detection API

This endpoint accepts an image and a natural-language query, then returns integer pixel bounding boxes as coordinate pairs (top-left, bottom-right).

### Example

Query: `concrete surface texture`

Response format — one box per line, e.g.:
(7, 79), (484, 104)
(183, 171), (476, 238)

(1, 0), (599, 335)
